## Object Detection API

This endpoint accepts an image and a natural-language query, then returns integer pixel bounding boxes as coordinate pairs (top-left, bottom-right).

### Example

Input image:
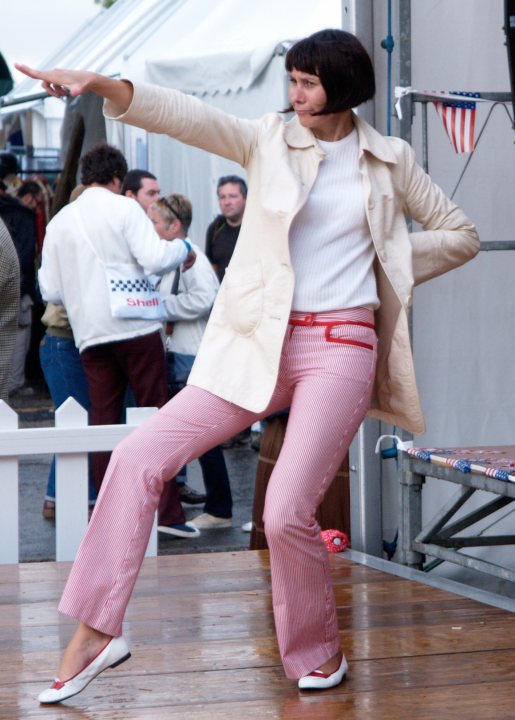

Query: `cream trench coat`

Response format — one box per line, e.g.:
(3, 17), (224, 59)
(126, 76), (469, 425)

(105, 84), (479, 434)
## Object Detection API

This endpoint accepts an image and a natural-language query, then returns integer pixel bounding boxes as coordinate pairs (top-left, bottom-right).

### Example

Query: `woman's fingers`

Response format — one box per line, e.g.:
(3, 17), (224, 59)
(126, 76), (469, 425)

(14, 64), (87, 97)
(41, 80), (69, 98)
(13, 63), (39, 78)
(13, 65), (130, 107)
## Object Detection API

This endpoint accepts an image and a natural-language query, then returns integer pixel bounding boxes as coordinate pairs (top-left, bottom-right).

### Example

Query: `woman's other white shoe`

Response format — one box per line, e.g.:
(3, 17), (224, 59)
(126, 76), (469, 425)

(298, 652), (348, 690)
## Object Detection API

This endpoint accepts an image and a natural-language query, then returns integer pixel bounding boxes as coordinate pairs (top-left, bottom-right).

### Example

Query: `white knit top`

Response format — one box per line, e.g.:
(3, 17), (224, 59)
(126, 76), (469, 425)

(289, 128), (379, 312)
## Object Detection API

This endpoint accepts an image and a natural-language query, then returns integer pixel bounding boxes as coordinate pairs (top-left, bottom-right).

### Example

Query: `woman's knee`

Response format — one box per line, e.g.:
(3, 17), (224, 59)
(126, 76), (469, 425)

(117, 423), (147, 452)
(263, 501), (312, 546)
(111, 425), (166, 476)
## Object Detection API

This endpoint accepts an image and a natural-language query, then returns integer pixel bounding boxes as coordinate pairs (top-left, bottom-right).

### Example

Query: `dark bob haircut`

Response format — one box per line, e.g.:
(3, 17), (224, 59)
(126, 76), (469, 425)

(284, 29), (375, 114)
(80, 142), (128, 186)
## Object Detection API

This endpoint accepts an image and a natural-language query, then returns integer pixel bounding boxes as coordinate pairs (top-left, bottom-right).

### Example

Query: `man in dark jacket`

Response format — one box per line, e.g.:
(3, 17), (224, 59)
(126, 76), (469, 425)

(205, 175), (247, 282)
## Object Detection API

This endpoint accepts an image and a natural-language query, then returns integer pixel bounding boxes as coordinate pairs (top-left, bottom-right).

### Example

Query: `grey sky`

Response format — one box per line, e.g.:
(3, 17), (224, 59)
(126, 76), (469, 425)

(1, 0), (101, 84)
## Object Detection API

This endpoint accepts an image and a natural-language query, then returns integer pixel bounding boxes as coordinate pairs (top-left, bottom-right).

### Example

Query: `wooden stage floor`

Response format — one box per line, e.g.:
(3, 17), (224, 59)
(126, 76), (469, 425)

(1, 549), (515, 719)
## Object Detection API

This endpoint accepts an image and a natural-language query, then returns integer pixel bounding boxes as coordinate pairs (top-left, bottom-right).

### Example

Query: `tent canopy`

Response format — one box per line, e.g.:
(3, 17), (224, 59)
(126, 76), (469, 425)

(5, 0), (341, 103)
(1, 0), (341, 226)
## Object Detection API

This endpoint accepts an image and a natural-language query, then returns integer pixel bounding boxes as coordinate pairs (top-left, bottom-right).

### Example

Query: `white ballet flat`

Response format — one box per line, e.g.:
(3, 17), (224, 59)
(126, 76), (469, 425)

(38, 636), (131, 704)
(298, 652), (348, 690)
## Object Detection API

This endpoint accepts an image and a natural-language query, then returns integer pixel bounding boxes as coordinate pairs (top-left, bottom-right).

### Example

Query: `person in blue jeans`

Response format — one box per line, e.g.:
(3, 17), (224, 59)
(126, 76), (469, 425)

(39, 302), (97, 518)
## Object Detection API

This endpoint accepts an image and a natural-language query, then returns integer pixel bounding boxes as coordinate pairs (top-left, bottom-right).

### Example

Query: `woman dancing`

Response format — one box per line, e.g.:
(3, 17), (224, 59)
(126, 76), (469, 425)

(16, 28), (479, 703)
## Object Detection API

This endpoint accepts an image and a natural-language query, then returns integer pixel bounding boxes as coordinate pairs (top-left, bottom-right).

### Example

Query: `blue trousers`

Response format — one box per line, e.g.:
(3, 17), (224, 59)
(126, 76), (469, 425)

(39, 334), (97, 504)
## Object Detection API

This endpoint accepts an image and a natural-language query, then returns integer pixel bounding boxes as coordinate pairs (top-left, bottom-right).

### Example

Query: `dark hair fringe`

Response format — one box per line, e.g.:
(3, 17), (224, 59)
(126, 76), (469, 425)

(283, 29), (375, 115)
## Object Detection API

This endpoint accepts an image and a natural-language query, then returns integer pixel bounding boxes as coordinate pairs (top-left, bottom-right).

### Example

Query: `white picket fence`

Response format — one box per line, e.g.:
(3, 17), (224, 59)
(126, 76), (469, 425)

(0, 397), (158, 564)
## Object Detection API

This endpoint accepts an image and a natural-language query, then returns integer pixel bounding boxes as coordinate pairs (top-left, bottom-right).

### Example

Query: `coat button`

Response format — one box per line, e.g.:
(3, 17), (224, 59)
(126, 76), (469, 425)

(406, 294), (412, 307)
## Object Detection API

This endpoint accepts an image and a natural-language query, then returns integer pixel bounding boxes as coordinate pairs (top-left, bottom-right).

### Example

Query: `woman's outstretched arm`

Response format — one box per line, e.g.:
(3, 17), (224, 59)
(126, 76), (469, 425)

(14, 65), (134, 111)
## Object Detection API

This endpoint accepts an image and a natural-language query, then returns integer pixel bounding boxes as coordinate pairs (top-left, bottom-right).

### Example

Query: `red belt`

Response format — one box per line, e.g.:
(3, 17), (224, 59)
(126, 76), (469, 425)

(288, 314), (375, 351)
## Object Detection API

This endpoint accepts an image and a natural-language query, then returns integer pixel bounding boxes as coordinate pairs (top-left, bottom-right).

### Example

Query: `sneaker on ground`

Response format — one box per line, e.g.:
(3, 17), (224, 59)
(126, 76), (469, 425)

(178, 483), (207, 505)
(158, 522), (200, 538)
(191, 513), (232, 529)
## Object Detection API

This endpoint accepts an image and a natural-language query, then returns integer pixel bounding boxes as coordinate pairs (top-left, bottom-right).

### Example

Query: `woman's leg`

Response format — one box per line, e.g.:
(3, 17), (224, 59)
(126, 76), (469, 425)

(53, 385), (280, 681)
(59, 386), (262, 632)
(263, 311), (377, 679)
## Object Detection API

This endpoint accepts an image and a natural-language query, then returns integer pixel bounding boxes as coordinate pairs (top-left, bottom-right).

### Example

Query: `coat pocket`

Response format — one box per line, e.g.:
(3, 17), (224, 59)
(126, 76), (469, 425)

(223, 263), (264, 336)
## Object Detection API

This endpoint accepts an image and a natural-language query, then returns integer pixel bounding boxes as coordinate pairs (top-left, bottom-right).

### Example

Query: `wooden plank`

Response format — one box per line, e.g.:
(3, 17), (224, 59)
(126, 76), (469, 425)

(6, 665), (515, 719)
(1, 551), (514, 720)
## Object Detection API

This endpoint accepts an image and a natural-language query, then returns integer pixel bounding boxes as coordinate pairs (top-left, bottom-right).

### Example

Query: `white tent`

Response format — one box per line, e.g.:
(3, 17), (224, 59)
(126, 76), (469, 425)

(2, 0), (343, 238)
(101, 0), (343, 241)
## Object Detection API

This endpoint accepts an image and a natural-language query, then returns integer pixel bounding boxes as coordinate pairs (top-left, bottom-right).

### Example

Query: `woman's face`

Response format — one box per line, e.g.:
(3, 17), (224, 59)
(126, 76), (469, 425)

(287, 66), (353, 141)
(148, 206), (176, 240)
(287, 68), (328, 130)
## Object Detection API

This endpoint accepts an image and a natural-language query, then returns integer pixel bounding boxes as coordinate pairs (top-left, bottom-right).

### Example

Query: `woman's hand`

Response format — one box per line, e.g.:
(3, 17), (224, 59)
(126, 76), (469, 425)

(183, 248), (197, 271)
(14, 64), (134, 110)
(14, 65), (96, 98)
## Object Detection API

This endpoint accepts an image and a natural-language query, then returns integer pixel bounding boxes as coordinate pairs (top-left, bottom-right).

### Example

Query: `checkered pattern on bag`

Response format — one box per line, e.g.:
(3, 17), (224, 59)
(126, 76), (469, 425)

(110, 278), (155, 293)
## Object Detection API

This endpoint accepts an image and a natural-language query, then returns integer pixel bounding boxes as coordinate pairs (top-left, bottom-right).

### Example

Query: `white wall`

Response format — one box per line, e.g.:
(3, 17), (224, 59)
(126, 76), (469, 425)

(408, 0), (514, 452)
(373, 1), (515, 580)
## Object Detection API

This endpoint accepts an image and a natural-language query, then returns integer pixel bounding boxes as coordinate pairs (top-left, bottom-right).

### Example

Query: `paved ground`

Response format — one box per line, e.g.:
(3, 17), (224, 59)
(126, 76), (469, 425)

(10, 385), (259, 563)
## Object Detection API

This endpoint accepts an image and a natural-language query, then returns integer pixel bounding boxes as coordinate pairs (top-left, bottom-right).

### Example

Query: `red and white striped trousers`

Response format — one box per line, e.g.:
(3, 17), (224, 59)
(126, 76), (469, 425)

(59, 307), (377, 679)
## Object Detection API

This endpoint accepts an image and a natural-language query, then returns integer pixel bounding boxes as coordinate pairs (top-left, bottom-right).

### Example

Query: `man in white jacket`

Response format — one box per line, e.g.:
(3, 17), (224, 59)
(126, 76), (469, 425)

(39, 143), (195, 492)
(148, 193), (234, 533)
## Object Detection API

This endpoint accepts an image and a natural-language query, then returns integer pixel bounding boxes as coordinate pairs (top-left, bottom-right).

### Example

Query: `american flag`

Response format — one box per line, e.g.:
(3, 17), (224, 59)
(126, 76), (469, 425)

(433, 91), (480, 153)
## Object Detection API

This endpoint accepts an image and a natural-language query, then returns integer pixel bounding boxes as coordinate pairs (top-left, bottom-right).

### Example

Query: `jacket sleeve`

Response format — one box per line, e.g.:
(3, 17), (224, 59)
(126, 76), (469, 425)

(160, 253), (219, 322)
(104, 83), (259, 167)
(401, 142), (480, 285)
(123, 202), (188, 275)
(38, 225), (63, 305)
